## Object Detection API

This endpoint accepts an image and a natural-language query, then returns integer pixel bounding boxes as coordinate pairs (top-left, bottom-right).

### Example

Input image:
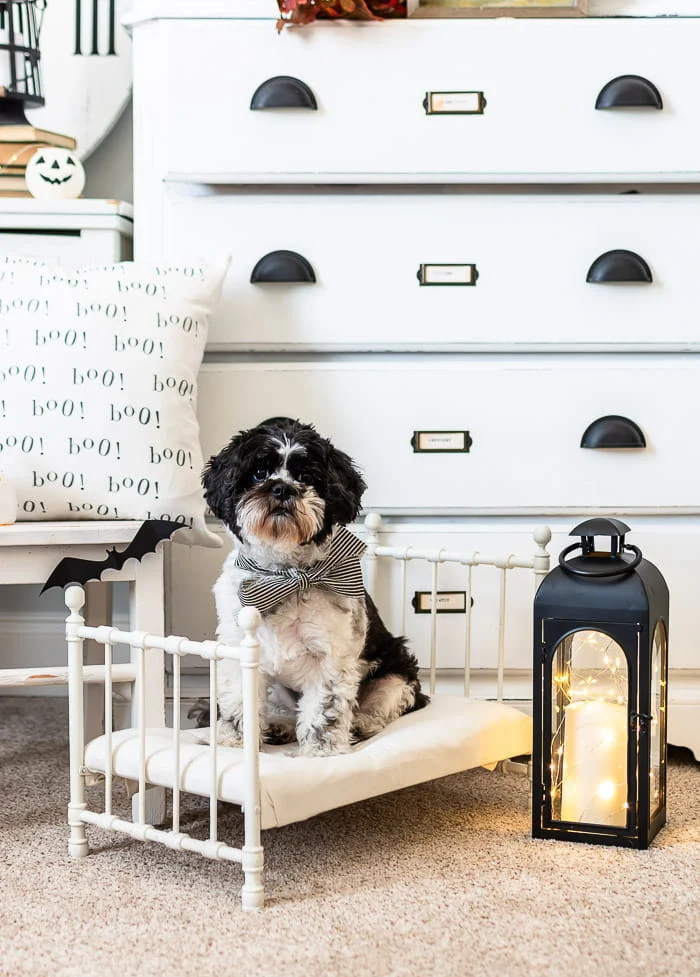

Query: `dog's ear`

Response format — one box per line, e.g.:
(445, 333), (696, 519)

(201, 434), (243, 528)
(324, 442), (367, 527)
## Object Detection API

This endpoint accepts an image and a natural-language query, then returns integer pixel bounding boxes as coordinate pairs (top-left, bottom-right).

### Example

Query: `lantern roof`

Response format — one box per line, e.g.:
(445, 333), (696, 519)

(534, 555), (668, 626)
(569, 517), (630, 538)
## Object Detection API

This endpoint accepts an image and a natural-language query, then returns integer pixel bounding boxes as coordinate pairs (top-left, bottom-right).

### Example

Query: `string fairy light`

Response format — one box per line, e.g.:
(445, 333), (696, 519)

(549, 630), (629, 826)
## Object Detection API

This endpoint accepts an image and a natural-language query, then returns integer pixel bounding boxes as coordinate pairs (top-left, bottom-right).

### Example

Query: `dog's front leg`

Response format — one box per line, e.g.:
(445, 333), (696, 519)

(296, 669), (358, 757)
(216, 658), (269, 747)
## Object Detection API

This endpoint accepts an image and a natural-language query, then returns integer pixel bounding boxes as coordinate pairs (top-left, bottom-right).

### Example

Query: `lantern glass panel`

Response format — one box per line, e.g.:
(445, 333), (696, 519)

(650, 621), (667, 821)
(550, 629), (629, 827)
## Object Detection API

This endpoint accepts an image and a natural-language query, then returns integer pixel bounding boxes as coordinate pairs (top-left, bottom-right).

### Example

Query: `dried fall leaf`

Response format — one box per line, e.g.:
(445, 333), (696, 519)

(276, 0), (404, 28)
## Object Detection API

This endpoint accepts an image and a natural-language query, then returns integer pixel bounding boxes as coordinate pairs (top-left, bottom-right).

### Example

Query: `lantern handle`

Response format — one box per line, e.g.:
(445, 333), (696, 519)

(558, 540), (643, 577)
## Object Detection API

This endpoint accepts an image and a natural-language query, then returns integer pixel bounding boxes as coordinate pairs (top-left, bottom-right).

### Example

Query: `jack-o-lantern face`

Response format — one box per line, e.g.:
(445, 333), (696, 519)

(26, 148), (86, 200)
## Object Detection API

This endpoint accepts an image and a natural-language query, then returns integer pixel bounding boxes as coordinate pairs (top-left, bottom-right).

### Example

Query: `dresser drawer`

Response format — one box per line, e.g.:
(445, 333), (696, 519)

(168, 190), (700, 351)
(198, 355), (698, 511)
(161, 19), (700, 181)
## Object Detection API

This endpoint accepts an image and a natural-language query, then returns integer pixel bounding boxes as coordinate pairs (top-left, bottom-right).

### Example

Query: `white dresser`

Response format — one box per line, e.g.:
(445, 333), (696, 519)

(126, 0), (700, 754)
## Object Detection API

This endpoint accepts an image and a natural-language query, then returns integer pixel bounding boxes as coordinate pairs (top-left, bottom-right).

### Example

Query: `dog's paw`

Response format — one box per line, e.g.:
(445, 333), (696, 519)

(297, 738), (352, 758)
(216, 717), (243, 748)
(263, 722), (297, 746)
(187, 698), (211, 728)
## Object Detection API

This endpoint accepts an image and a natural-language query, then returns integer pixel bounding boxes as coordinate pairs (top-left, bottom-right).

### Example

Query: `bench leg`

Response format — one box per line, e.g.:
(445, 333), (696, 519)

(67, 586), (89, 858)
(84, 581), (112, 741)
(128, 551), (167, 824)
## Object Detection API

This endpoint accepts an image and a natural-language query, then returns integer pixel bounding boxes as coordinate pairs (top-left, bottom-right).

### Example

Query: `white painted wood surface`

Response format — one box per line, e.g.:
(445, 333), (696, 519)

(0, 521), (170, 818)
(0, 522), (168, 745)
(0, 522), (166, 627)
(196, 355), (699, 511)
(151, 19), (700, 182)
(0, 201), (133, 264)
(0, 198), (134, 226)
(164, 190), (700, 350)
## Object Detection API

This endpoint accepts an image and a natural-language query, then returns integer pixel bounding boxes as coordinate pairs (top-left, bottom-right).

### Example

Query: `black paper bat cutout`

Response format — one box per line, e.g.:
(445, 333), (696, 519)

(41, 519), (185, 593)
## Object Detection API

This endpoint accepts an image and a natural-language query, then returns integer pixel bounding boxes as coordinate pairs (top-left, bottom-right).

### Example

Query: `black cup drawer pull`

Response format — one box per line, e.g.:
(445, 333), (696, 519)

(250, 251), (316, 283)
(580, 415), (647, 449)
(586, 249), (652, 284)
(595, 74), (663, 110)
(250, 76), (317, 110)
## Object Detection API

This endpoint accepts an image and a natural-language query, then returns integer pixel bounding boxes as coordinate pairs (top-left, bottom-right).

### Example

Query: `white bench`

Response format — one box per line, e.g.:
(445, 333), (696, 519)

(0, 520), (170, 822)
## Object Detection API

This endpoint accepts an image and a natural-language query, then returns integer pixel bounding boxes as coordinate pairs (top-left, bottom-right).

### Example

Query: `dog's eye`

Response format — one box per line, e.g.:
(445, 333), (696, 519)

(297, 470), (311, 484)
(252, 469), (268, 482)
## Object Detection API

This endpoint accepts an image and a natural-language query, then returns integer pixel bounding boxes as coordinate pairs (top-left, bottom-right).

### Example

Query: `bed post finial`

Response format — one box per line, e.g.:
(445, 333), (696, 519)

(66, 584), (86, 615)
(364, 511), (382, 537)
(532, 526), (552, 586)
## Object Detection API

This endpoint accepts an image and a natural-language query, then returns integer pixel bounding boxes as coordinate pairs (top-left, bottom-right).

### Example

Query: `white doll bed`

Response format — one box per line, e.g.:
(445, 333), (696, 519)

(65, 516), (552, 910)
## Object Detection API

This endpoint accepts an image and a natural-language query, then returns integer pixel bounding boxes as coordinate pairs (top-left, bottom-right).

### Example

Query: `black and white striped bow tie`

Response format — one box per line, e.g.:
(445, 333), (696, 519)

(235, 526), (367, 614)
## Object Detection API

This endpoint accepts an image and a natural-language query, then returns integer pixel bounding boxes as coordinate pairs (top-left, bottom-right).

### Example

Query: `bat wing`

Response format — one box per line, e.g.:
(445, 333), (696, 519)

(40, 554), (120, 593)
(40, 519), (186, 593)
(113, 519), (185, 570)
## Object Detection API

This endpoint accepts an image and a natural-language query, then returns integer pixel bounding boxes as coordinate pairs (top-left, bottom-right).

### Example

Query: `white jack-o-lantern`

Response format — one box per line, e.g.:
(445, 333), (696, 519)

(25, 147), (86, 200)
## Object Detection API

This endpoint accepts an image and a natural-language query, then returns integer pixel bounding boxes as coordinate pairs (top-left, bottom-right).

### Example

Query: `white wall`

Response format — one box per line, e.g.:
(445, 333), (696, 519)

(83, 98), (134, 204)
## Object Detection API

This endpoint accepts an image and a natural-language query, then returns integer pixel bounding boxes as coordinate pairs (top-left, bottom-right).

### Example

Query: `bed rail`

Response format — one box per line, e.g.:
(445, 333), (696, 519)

(363, 515), (551, 699)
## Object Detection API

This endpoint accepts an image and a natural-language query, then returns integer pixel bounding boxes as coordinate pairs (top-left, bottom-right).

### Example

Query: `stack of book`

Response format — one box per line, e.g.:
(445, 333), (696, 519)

(0, 125), (78, 197)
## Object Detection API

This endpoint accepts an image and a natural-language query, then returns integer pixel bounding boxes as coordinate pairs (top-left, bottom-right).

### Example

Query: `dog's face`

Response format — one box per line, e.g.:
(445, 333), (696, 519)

(202, 417), (366, 548)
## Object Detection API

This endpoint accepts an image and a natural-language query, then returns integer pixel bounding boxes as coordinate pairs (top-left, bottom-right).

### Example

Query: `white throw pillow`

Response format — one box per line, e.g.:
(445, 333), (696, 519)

(0, 255), (229, 546)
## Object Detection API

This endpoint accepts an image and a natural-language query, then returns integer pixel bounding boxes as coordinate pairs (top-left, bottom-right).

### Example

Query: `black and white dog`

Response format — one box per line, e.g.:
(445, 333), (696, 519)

(194, 416), (428, 757)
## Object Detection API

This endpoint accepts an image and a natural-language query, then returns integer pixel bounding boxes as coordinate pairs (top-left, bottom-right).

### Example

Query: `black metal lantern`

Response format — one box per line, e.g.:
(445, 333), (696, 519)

(532, 518), (669, 849)
(0, 0), (45, 126)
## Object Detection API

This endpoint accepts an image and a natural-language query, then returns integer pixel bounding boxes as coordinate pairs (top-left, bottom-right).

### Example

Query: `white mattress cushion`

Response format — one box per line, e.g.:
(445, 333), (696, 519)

(84, 695), (532, 829)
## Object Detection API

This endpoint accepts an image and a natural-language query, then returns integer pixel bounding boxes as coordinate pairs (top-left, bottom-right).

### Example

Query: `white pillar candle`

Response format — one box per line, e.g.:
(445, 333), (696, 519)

(560, 699), (628, 826)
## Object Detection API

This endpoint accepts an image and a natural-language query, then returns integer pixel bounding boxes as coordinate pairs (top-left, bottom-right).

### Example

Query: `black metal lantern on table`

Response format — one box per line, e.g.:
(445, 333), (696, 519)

(532, 518), (669, 849)
(0, 0), (45, 126)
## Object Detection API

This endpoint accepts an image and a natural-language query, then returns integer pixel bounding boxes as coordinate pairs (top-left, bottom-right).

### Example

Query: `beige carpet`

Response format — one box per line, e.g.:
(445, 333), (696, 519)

(2, 697), (700, 977)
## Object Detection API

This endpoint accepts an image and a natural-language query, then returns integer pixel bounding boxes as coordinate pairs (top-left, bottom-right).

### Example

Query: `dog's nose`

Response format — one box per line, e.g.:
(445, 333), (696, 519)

(270, 481), (296, 501)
